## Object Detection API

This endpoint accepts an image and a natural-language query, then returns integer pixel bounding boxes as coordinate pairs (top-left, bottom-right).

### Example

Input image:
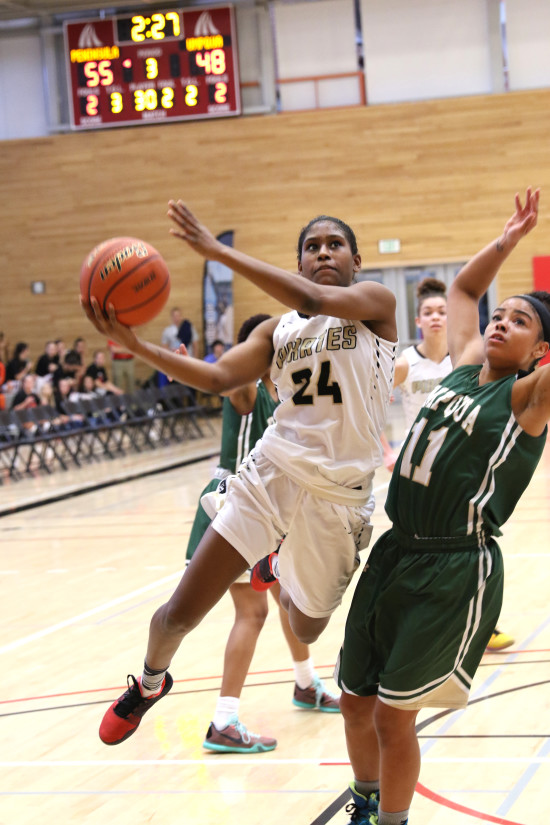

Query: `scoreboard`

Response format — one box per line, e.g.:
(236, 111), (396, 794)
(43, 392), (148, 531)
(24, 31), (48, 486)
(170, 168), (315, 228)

(64, 5), (241, 130)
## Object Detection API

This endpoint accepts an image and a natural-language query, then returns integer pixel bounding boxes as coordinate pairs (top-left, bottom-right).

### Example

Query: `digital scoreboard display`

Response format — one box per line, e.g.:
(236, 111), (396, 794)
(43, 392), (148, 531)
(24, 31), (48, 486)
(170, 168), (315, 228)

(64, 5), (241, 130)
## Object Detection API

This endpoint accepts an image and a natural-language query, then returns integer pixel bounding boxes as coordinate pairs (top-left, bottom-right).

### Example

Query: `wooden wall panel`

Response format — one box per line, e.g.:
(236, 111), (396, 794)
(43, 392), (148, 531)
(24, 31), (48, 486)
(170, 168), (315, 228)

(1, 88), (550, 379)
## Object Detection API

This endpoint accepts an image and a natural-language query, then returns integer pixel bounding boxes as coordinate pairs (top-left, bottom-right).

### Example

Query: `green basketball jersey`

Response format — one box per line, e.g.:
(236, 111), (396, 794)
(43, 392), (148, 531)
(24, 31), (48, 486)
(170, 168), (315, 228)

(218, 380), (278, 474)
(387, 364), (546, 540)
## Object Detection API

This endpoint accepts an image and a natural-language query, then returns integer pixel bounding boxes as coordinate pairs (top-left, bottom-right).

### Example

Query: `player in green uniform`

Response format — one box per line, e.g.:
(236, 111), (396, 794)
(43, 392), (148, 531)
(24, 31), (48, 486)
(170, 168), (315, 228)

(187, 314), (339, 755)
(337, 188), (550, 825)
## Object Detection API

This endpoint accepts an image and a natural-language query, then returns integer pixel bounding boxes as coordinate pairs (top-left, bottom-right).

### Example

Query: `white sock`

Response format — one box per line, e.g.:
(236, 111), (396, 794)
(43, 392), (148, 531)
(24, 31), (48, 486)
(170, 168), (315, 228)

(294, 656), (316, 690)
(378, 809), (409, 825)
(140, 662), (167, 697)
(212, 696), (240, 730)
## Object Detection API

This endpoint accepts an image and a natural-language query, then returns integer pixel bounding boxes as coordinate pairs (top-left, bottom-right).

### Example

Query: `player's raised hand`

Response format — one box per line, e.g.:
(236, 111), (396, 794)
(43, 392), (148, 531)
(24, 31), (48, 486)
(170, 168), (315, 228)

(167, 200), (223, 260)
(501, 187), (540, 247)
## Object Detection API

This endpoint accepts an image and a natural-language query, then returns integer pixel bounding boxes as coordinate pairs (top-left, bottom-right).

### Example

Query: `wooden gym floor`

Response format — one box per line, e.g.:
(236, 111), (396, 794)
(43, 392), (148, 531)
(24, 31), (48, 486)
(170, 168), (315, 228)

(0, 410), (549, 825)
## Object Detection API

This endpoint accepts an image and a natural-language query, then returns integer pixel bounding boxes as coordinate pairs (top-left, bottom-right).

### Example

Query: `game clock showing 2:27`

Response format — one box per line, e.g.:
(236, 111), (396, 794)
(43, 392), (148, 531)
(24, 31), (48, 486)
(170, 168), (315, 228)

(64, 5), (241, 130)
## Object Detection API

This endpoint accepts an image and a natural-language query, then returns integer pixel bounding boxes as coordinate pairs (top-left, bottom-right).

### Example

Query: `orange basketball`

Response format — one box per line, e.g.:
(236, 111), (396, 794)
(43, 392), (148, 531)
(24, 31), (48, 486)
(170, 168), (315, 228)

(80, 237), (171, 327)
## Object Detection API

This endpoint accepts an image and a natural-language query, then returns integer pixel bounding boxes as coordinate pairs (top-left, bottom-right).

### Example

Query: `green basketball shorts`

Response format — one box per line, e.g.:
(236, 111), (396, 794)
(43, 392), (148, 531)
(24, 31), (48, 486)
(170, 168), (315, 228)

(335, 528), (504, 710)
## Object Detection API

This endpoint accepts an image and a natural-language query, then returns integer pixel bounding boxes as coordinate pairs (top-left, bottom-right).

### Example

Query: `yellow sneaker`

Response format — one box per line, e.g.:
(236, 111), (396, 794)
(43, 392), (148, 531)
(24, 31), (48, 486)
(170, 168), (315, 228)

(486, 628), (515, 651)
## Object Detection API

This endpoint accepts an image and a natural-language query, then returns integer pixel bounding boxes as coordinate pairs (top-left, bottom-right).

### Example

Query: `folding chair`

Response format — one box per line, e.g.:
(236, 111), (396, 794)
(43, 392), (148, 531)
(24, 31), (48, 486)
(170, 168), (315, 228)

(39, 404), (90, 468)
(119, 391), (158, 451)
(62, 400), (102, 463)
(163, 383), (214, 439)
(11, 407), (69, 474)
(0, 410), (23, 480)
(134, 387), (175, 446)
(89, 394), (128, 455)
(76, 397), (122, 459)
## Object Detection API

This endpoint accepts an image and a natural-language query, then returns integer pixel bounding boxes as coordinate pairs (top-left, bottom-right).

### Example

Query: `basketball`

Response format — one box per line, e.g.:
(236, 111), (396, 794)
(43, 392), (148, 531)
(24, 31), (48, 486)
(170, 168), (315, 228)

(80, 237), (171, 327)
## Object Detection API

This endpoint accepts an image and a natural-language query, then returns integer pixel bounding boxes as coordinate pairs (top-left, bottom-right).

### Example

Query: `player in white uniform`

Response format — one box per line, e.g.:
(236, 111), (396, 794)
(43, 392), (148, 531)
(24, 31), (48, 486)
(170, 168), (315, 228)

(397, 343), (452, 427)
(230, 309), (396, 619)
(382, 278), (451, 472)
(84, 204), (398, 746)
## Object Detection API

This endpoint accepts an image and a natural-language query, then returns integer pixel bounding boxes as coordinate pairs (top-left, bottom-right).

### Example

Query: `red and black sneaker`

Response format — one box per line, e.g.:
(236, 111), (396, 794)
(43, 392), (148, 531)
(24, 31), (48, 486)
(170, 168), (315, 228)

(99, 672), (173, 745)
(250, 550), (279, 592)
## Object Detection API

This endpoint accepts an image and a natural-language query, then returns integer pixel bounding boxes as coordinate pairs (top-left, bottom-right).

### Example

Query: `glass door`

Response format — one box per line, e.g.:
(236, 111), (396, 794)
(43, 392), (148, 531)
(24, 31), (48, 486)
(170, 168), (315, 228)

(357, 263), (496, 349)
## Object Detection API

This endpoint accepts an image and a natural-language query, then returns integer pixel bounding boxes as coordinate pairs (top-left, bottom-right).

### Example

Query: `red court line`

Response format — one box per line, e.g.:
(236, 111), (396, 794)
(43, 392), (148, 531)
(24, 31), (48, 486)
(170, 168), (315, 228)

(4, 649), (547, 705)
(0, 665), (336, 705)
(416, 781), (525, 825)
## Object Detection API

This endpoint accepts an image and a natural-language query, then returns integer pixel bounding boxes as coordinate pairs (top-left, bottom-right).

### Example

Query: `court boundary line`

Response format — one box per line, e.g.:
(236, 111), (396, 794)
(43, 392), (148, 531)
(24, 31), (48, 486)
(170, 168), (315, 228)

(0, 450), (220, 519)
(310, 678), (550, 825)
(0, 570), (186, 655)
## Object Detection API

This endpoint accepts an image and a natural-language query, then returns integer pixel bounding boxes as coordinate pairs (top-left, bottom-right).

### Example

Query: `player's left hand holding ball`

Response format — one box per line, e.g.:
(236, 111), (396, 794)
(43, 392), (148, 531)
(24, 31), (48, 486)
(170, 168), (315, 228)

(81, 297), (139, 352)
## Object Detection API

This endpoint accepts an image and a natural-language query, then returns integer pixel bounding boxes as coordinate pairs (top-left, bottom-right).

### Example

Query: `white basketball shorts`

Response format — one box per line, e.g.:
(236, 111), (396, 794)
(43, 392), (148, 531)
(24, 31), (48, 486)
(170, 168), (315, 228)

(209, 451), (375, 618)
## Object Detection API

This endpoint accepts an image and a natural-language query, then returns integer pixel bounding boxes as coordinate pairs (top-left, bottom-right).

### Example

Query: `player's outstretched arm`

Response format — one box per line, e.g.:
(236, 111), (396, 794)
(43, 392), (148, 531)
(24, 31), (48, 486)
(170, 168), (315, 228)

(167, 200), (395, 325)
(82, 298), (276, 394)
(168, 199), (327, 314)
(447, 187), (540, 367)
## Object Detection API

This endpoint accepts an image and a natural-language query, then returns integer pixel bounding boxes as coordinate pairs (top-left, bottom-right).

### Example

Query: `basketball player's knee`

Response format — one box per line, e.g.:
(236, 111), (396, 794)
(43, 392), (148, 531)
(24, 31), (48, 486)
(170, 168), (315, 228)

(374, 700), (417, 747)
(289, 616), (326, 644)
(295, 627), (322, 644)
(340, 692), (376, 730)
(236, 604), (268, 633)
(154, 603), (200, 637)
(253, 604), (269, 629)
(339, 691), (359, 723)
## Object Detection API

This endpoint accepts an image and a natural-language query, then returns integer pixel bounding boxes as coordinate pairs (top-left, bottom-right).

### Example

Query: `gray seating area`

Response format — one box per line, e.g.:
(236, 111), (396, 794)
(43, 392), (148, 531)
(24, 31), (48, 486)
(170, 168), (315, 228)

(0, 383), (217, 483)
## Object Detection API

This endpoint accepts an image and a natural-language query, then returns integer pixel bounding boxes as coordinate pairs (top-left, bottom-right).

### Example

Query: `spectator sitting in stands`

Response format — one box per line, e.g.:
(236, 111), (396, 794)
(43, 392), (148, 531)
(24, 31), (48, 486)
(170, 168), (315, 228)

(54, 339), (66, 370)
(37, 379), (56, 407)
(52, 349), (84, 389)
(35, 340), (59, 396)
(85, 350), (123, 395)
(5, 342), (32, 384)
(203, 339), (226, 363)
(69, 373), (99, 402)
(73, 337), (87, 365)
(35, 341), (59, 378)
(10, 373), (40, 411)
(54, 377), (85, 428)
(65, 337), (87, 371)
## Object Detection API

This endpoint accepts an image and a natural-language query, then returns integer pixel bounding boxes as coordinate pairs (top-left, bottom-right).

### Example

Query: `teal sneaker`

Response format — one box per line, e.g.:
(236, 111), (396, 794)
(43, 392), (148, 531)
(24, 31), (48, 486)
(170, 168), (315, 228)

(203, 716), (277, 753)
(293, 674), (341, 712)
(345, 781), (379, 824)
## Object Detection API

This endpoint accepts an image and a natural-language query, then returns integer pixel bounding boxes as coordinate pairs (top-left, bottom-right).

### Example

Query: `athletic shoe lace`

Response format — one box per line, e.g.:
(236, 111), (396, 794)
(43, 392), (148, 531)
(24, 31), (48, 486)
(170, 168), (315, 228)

(344, 800), (377, 824)
(116, 675), (146, 716)
(312, 675), (339, 706)
(228, 717), (260, 744)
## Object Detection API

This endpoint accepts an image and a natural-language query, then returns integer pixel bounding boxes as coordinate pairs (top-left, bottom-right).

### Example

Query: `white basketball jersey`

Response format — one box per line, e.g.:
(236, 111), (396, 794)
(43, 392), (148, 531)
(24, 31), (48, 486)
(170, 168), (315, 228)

(258, 311), (397, 503)
(399, 345), (452, 429)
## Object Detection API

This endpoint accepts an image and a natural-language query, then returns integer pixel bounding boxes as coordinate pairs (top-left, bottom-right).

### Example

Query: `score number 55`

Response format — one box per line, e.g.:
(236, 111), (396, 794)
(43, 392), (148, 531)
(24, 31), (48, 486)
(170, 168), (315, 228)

(83, 60), (114, 87)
